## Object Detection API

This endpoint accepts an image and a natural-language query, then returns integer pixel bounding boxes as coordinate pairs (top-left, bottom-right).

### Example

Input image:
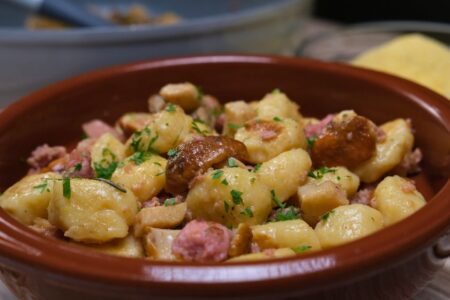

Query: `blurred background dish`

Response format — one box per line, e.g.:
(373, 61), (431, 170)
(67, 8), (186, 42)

(0, 0), (312, 106)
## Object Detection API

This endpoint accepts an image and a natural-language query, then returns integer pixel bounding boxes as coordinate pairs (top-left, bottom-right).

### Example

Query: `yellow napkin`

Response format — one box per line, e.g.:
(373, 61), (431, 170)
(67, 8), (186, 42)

(352, 34), (450, 99)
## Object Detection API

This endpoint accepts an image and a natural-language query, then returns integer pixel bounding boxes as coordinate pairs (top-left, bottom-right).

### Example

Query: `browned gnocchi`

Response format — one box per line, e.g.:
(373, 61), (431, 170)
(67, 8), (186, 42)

(0, 83), (426, 263)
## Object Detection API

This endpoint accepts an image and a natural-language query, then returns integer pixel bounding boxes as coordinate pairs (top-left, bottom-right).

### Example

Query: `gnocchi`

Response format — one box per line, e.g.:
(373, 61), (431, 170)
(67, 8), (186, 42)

(1, 84), (427, 263)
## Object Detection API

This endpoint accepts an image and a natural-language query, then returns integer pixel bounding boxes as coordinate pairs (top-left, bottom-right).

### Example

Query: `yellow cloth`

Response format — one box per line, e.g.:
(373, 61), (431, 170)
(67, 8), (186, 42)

(352, 34), (450, 99)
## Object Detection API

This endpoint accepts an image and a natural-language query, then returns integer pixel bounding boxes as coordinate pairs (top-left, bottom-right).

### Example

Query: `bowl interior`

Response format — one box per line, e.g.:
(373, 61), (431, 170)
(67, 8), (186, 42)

(0, 56), (448, 288)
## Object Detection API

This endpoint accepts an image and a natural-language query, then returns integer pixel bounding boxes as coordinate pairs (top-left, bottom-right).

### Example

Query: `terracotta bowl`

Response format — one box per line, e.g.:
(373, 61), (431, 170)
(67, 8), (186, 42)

(0, 55), (448, 300)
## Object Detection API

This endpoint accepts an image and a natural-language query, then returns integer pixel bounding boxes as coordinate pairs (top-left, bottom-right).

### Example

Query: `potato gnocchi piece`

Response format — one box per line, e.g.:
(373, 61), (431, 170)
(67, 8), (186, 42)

(258, 149), (311, 204)
(111, 155), (166, 202)
(306, 166), (360, 197)
(77, 234), (144, 258)
(251, 219), (321, 251)
(144, 228), (180, 261)
(117, 113), (153, 136)
(298, 181), (349, 225)
(235, 118), (307, 163)
(48, 179), (138, 243)
(134, 203), (187, 237)
(353, 119), (414, 183)
(159, 82), (200, 112)
(125, 105), (191, 154)
(227, 248), (296, 262)
(0, 172), (61, 225)
(223, 101), (257, 136)
(315, 204), (384, 249)
(257, 90), (303, 123)
(91, 133), (126, 179)
(186, 167), (272, 227)
(373, 176), (426, 226)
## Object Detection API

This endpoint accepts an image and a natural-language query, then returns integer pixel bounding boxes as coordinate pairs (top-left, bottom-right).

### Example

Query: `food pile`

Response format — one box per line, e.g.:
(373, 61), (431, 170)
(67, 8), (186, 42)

(0, 83), (426, 262)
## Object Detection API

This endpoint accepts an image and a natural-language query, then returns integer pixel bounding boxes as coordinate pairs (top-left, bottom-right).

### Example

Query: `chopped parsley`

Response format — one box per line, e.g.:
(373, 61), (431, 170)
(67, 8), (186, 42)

(191, 120), (209, 136)
(227, 157), (238, 168)
(273, 116), (283, 122)
(128, 151), (150, 166)
(230, 190), (243, 205)
(196, 86), (204, 101)
(33, 180), (50, 194)
(224, 201), (230, 213)
(240, 207), (254, 218)
(94, 161), (118, 180)
(307, 135), (317, 149)
(164, 198), (177, 206)
(153, 162), (162, 166)
(129, 127), (158, 153)
(292, 245), (312, 253)
(320, 210), (335, 222)
(165, 103), (176, 112)
(221, 179), (229, 186)
(167, 148), (178, 158)
(62, 177), (71, 199)
(308, 167), (336, 180)
(337, 176), (341, 181)
(73, 163), (82, 172)
(250, 177), (256, 184)
(211, 170), (224, 180)
(227, 123), (242, 130)
(270, 190), (285, 208)
(272, 88), (281, 94)
(252, 163), (262, 173)
(274, 206), (300, 222)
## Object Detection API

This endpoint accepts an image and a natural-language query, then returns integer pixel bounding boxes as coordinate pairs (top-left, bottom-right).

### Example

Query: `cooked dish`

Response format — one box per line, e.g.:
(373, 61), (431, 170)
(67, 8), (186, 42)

(0, 83), (426, 263)
(26, 4), (181, 29)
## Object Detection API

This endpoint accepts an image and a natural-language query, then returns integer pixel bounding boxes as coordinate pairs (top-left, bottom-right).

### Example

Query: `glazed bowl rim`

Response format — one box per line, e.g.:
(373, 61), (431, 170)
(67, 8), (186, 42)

(0, 55), (448, 295)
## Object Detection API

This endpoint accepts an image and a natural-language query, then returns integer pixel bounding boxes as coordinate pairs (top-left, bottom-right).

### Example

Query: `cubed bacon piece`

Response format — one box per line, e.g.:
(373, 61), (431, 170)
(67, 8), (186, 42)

(82, 119), (124, 142)
(172, 220), (231, 262)
(27, 144), (67, 169)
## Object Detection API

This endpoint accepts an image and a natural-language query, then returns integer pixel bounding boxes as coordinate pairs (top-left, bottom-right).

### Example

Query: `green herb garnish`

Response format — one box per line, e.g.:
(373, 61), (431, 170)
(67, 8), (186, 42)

(230, 190), (243, 205)
(270, 189), (285, 208)
(33, 180), (50, 194)
(94, 161), (118, 180)
(224, 201), (230, 213)
(227, 123), (243, 130)
(167, 148), (178, 158)
(73, 163), (82, 172)
(227, 157), (238, 168)
(274, 206), (299, 222)
(307, 135), (317, 149)
(320, 210), (335, 222)
(292, 245), (312, 253)
(221, 179), (229, 186)
(63, 177), (71, 199)
(240, 207), (254, 218)
(191, 120), (209, 136)
(211, 170), (224, 180)
(252, 163), (262, 173)
(273, 116), (283, 122)
(164, 198), (177, 206)
(308, 167), (336, 180)
(165, 103), (176, 112)
(272, 88), (281, 94)
(128, 151), (150, 166)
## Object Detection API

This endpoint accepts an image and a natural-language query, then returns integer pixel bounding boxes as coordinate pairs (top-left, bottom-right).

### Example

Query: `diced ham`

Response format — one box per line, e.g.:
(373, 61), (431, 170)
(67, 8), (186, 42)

(147, 94), (166, 113)
(304, 114), (334, 138)
(172, 220), (231, 262)
(394, 148), (423, 176)
(64, 148), (94, 179)
(401, 180), (417, 193)
(27, 144), (67, 170)
(82, 119), (124, 142)
(350, 186), (375, 206)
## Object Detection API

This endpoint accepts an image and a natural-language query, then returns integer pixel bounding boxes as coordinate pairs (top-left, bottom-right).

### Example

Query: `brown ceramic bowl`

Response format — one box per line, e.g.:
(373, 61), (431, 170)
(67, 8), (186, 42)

(0, 55), (448, 300)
